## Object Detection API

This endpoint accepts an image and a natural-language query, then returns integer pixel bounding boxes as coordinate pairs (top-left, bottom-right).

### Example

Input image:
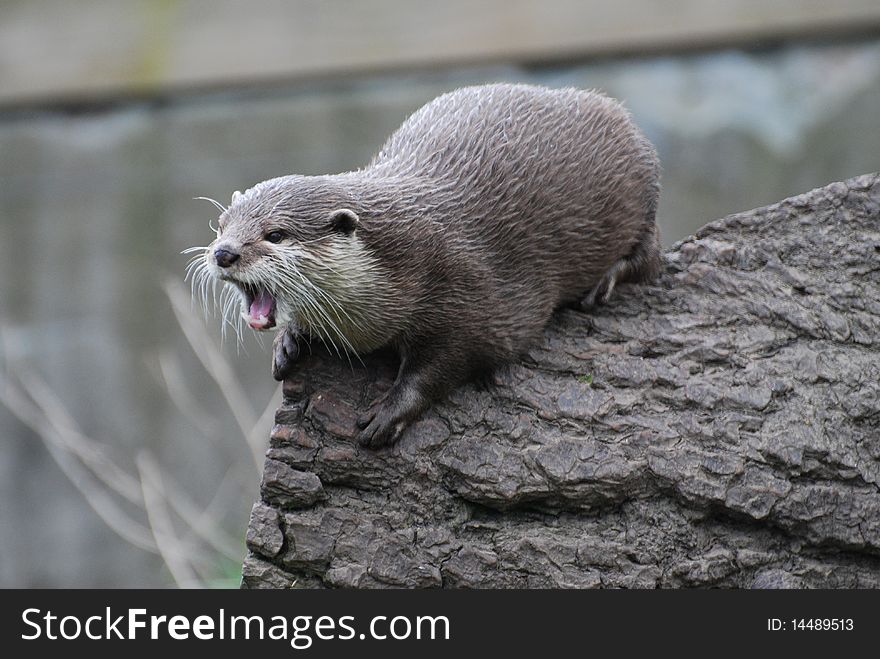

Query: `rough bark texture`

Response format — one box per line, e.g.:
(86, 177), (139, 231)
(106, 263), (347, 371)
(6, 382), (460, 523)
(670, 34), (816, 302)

(241, 174), (880, 589)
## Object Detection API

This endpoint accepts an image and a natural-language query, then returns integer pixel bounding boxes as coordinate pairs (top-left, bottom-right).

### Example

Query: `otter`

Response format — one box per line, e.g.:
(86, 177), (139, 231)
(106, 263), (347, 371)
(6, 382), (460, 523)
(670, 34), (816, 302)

(189, 83), (661, 448)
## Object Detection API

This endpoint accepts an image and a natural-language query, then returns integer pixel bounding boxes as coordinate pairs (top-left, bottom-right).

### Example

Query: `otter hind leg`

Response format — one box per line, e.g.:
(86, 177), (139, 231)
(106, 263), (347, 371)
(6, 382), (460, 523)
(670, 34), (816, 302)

(581, 259), (629, 309)
(580, 223), (661, 310)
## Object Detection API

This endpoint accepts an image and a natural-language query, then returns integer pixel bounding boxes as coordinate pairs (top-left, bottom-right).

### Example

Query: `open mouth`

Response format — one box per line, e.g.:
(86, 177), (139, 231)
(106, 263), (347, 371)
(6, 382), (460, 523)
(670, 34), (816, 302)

(236, 282), (277, 330)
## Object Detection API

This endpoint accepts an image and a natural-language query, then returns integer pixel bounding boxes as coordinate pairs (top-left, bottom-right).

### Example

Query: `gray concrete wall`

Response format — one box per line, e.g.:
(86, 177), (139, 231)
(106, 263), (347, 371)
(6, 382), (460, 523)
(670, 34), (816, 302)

(2, 0), (880, 104)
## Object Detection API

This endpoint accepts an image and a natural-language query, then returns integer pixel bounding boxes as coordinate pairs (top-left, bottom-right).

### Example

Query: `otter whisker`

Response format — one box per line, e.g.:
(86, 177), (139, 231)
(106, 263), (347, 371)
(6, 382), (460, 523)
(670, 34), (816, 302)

(300, 280), (364, 361)
(185, 258), (212, 317)
(301, 266), (373, 342)
(293, 264), (359, 329)
(181, 245), (210, 255)
(219, 283), (245, 347)
(277, 278), (345, 359)
(194, 196), (228, 214)
(186, 261), (211, 316)
(201, 269), (214, 319)
(188, 258), (208, 294)
(277, 268), (354, 361)
(184, 255), (205, 270)
(276, 257), (362, 361)
(206, 266), (221, 319)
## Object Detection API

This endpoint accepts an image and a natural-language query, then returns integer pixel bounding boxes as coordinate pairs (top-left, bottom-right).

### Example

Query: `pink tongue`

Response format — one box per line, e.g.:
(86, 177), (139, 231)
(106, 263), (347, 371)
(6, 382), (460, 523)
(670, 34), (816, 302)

(248, 291), (275, 329)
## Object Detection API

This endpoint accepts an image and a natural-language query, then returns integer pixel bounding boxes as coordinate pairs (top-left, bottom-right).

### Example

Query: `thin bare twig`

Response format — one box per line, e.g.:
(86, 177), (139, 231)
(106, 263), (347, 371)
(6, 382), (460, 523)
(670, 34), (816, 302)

(164, 278), (264, 473)
(16, 372), (142, 502)
(0, 274), (275, 588)
(248, 383), (282, 461)
(0, 373), (158, 553)
(152, 350), (221, 434)
(156, 466), (244, 562)
(137, 452), (203, 589)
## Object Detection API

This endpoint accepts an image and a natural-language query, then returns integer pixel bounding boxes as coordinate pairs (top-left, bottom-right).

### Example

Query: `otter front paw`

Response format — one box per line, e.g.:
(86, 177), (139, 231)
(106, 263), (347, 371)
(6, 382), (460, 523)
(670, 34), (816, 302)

(356, 404), (408, 448)
(272, 326), (300, 381)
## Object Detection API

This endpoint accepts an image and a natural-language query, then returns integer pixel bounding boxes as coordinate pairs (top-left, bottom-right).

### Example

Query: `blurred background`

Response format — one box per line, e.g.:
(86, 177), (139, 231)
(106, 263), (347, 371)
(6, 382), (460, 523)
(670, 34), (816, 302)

(1, 0), (879, 587)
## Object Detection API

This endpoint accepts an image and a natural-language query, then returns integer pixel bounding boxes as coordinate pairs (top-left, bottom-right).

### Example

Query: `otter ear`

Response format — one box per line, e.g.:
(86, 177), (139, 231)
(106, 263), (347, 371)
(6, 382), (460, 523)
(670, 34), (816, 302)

(231, 190), (242, 205)
(329, 208), (359, 235)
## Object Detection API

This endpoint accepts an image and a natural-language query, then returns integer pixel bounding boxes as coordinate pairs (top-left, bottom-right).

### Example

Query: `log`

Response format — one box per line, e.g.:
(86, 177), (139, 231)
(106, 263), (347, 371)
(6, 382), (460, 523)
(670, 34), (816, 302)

(241, 174), (880, 588)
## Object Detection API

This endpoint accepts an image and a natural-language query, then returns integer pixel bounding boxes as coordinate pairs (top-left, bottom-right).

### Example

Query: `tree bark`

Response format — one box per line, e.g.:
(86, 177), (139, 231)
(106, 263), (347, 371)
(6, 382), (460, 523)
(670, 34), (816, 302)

(241, 173), (880, 588)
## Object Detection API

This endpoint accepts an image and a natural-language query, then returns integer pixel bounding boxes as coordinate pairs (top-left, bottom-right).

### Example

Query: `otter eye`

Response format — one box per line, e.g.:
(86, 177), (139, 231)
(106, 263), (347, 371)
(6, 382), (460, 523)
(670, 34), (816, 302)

(264, 230), (285, 243)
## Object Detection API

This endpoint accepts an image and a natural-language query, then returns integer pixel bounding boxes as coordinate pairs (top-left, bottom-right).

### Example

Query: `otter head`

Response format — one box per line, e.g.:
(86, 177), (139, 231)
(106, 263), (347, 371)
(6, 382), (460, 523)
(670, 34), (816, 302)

(191, 176), (381, 354)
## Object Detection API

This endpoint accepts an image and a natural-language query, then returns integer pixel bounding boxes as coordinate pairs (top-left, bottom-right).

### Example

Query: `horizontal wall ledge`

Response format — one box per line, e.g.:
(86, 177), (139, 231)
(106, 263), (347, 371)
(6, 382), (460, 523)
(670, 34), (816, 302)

(2, 0), (880, 106)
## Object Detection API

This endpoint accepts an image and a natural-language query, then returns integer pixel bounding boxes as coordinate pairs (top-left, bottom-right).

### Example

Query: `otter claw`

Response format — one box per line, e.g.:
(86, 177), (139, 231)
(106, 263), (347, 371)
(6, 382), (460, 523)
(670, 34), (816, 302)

(272, 327), (300, 380)
(355, 391), (414, 448)
(355, 376), (428, 448)
(356, 409), (404, 448)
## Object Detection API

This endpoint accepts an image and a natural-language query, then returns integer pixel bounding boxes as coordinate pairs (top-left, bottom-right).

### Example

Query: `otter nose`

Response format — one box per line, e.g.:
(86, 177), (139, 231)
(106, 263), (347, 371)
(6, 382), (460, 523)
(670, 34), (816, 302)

(214, 247), (240, 268)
